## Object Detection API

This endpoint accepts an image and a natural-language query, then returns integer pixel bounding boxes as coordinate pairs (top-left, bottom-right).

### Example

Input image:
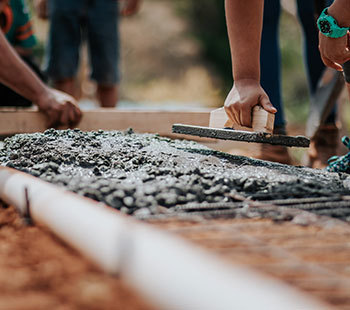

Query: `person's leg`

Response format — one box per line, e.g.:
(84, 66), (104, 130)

(296, 1), (325, 92)
(297, 0), (338, 168)
(260, 0), (285, 128)
(53, 78), (76, 97)
(257, 0), (293, 164)
(297, 0), (336, 122)
(96, 84), (118, 108)
(45, 0), (82, 98)
(86, 0), (120, 107)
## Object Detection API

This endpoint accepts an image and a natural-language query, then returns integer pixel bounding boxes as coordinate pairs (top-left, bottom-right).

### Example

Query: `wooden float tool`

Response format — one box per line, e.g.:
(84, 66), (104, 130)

(173, 105), (310, 148)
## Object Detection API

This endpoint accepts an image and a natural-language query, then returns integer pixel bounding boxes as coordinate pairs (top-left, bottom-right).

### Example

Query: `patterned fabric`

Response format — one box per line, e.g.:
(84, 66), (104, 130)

(0, 0), (37, 48)
(327, 136), (350, 173)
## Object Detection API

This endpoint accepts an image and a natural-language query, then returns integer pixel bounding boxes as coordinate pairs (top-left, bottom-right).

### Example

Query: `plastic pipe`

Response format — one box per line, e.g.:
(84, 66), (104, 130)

(0, 167), (129, 273)
(0, 167), (330, 310)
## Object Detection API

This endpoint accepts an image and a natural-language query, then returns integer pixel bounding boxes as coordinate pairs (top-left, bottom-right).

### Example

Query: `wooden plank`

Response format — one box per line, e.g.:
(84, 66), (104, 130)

(209, 108), (234, 128)
(0, 108), (212, 140)
(209, 106), (274, 133)
(251, 105), (274, 133)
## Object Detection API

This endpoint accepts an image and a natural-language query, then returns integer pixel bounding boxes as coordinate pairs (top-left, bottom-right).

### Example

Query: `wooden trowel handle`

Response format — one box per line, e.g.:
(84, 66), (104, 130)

(209, 106), (275, 134)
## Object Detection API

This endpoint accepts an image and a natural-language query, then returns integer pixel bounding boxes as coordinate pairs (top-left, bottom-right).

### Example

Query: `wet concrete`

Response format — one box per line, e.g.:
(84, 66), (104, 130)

(0, 129), (349, 219)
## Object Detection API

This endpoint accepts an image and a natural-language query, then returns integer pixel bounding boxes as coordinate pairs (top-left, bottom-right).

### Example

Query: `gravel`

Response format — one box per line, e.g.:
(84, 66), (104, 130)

(0, 129), (349, 216)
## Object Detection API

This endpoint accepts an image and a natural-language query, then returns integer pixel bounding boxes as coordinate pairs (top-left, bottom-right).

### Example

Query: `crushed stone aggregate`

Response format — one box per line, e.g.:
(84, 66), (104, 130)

(0, 129), (350, 221)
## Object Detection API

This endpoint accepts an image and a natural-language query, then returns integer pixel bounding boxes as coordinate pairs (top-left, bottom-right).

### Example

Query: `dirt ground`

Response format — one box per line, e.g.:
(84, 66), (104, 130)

(0, 203), (155, 310)
(150, 217), (350, 309)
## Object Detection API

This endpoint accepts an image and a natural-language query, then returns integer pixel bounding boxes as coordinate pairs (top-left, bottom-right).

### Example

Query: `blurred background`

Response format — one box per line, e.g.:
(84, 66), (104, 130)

(31, 0), (309, 111)
(30, 0), (349, 159)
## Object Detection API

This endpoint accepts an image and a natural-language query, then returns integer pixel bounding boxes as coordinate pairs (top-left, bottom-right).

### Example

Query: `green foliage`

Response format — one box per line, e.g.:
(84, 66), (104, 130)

(279, 12), (309, 125)
(176, 0), (232, 91)
(32, 40), (46, 62)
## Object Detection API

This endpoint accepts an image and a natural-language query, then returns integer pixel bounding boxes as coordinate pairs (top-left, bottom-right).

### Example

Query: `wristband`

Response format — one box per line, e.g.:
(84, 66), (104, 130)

(317, 8), (349, 38)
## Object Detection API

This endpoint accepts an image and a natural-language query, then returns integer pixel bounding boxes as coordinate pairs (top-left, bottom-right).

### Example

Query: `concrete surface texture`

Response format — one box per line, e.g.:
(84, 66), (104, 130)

(0, 129), (349, 220)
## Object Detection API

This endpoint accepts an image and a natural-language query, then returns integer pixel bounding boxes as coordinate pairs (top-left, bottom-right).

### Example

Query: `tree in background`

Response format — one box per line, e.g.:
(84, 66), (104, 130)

(177, 0), (232, 92)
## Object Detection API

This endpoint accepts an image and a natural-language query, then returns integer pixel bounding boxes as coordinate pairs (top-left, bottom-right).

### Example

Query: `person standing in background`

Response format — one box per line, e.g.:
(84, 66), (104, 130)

(258, 0), (337, 167)
(35, 0), (141, 108)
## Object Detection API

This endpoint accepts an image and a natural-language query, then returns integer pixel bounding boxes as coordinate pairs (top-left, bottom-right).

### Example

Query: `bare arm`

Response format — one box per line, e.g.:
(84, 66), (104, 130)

(224, 0), (276, 127)
(226, 0), (263, 81)
(328, 0), (350, 27)
(319, 0), (350, 70)
(0, 31), (82, 127)
(0, 30), (46, 103)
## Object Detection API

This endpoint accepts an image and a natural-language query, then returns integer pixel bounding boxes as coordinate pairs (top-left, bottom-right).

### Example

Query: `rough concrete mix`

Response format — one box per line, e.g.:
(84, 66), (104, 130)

(1, 129), (350, 221)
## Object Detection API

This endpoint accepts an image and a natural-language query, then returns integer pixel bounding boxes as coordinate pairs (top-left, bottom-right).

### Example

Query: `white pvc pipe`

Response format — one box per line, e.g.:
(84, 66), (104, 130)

(124, 225), (331, 310)
(0, 167), (128, 273)
(0, 167), (330, 310)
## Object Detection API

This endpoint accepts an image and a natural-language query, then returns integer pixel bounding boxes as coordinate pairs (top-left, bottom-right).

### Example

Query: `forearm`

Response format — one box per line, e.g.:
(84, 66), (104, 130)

(328, 0), (350, 27)
(0, 31), (47, 104)
(225, 0), (264, 81)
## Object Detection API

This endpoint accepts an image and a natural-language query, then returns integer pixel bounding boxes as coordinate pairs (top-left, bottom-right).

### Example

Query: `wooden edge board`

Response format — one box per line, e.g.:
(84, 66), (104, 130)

(172, 124), (310, 148)
(0, 109), (214, 143)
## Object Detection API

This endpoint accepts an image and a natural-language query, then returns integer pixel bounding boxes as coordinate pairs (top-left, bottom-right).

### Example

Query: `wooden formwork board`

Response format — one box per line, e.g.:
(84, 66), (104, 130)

(0, 108), (213, 141)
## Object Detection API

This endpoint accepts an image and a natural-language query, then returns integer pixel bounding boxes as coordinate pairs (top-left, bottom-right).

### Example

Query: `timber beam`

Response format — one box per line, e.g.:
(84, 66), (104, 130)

(0, 108), (211, 140)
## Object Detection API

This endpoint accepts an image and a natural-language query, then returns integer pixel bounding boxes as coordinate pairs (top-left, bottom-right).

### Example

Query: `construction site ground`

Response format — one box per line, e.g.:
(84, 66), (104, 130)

(1, 201), (350, 309)
(0, 203), (155, 310)
(0, 1), (343, 308)
(150, 216), (350, 310)
(1, 129), (350, 308)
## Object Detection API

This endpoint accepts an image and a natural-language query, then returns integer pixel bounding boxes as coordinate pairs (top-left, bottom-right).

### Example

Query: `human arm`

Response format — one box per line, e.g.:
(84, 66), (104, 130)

(120, 0), (141, 16)
(0, 30), (82, 127)
(318, 0), (350, 70)
(224, 0), (276, 128)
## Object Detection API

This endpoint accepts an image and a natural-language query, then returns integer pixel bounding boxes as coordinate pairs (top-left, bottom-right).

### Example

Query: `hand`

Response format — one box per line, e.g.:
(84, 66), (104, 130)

(34, 0), (49, 19)
(224, 79), (276, 127)
(120, 0), (141, 16)
(36, 88), (82, 128)
(319, 32), (350, 71)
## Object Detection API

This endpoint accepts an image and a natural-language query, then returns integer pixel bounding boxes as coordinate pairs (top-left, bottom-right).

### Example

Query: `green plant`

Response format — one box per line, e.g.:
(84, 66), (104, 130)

(176, 0), (232, 92)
